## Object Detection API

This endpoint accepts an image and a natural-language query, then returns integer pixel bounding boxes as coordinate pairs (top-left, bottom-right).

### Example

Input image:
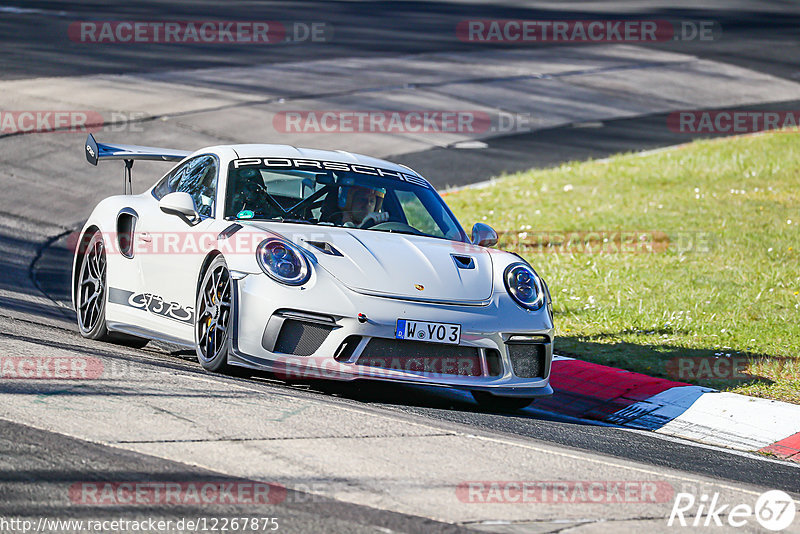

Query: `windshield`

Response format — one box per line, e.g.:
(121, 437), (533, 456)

(224, 159), (468, 242)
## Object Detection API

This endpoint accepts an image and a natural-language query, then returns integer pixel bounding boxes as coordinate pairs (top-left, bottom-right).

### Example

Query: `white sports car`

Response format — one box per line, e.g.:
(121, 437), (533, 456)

(74, 134), (554, 410)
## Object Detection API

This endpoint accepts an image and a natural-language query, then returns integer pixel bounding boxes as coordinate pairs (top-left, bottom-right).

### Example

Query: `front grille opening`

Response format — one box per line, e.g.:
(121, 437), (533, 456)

(485, 349), (502, 377)
(273, 319), (334, 356)
(334, 335), (362, 362)
(506, 343), (546, 378)
(357, 338), (482, 377)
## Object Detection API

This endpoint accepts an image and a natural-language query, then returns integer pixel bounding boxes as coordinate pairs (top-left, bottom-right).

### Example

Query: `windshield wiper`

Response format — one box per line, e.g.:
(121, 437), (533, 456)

(371, 228), (424, 237)
(267, 217), (313, 225)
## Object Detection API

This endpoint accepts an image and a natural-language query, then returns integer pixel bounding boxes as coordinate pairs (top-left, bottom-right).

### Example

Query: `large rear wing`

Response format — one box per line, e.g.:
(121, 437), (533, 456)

(85, 133), (191, 165)
(84, 134), (192, 194)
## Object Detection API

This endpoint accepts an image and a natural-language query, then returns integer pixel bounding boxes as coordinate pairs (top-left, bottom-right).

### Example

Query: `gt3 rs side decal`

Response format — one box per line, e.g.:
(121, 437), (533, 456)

(108, 287), (194, 324)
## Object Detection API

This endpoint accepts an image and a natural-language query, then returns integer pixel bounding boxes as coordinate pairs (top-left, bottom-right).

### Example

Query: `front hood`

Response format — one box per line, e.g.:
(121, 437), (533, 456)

(250, 224), (494, 303)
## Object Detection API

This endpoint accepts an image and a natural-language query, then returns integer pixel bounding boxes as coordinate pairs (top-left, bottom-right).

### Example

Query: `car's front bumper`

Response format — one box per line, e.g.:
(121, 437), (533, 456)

(227, 273), (554, 398)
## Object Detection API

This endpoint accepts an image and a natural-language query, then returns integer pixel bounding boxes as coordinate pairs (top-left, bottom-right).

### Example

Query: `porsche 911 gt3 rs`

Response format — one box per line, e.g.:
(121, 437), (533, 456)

(73, 134), (554, 410)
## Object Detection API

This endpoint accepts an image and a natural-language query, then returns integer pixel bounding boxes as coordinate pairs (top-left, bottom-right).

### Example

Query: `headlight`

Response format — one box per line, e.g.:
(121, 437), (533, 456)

(504, 262), (544, 310)
(256, 238), (310, 286)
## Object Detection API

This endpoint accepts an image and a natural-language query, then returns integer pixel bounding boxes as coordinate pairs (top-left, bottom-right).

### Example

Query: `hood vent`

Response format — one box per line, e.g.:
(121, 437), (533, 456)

(452, 254), (476, 269)
(305, 240), (343, 257)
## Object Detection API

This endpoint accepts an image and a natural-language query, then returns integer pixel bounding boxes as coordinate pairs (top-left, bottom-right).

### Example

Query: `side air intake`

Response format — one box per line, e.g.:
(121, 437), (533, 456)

(262, 310), (339, 356)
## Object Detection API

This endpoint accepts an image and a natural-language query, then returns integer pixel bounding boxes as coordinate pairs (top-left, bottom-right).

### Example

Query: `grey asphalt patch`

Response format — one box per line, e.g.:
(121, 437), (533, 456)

(0, 418), (473, 534)
(4, 45), (798, 162)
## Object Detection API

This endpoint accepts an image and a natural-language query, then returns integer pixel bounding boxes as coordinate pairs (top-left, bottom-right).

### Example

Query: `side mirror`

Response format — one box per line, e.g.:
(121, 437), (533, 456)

(159, 192), (198, 221)
(471, 222), (498, 247)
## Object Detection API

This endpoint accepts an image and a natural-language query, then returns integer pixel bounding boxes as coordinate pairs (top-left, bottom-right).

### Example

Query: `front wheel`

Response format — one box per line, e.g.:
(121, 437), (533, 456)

(195, 256), (233, 372)
(471, 391), (534, 412)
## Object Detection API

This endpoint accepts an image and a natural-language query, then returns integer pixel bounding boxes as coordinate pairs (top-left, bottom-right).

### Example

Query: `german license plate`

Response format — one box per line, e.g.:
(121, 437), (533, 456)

(395, 319), (461, 345)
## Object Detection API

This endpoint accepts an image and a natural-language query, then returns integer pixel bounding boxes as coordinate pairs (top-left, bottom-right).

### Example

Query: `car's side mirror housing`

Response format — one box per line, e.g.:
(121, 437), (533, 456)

(159, 192), (198, 221)
(471, 222), (498, 247)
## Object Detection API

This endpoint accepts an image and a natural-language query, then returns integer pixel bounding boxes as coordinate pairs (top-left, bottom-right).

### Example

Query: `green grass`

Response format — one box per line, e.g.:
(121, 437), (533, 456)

(444, 131), (800, 403)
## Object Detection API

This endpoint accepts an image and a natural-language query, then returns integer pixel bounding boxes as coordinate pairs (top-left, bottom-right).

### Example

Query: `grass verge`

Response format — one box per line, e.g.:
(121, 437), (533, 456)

(445, 131), (800, 403)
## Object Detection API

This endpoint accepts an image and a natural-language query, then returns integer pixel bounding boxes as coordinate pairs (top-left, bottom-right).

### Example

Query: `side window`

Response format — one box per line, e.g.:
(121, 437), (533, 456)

(152, 160), (190, 200)
(152, 155), (218, 217)
(175, 156), (218, 217)
(152, 169), (176, 200)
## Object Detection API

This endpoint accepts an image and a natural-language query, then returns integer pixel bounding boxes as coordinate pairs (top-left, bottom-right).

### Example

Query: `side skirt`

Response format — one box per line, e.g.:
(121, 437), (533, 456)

(106, 321), (195, 349)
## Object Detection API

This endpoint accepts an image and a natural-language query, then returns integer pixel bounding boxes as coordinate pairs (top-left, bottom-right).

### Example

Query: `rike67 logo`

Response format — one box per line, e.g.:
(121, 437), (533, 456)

(669, 490), (796, 531)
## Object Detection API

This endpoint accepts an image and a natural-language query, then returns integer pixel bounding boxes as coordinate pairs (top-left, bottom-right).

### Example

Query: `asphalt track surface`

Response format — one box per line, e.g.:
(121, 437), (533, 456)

(0, 418), (466, 533)
(2, 0), (800, 80)
(2, 1), (800, 532)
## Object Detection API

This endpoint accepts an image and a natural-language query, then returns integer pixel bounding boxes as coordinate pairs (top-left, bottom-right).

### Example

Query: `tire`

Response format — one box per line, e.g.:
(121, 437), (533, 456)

(76, 231), (112, 340)
(194, 256), (233, 372)
(75, 230), (149, 348)
(471, 391), (534, 412)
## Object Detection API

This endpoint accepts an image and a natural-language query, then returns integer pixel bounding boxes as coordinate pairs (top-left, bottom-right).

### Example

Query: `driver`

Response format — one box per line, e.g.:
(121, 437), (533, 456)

(339, 185), (389, 227)
(228, 168), (265, 216)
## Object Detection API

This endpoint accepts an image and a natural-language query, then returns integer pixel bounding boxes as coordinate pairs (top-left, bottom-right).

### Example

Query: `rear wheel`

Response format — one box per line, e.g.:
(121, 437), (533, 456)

(76, 230), (148, 347)
(76, 231), (110, 340)
(471, 391), (534, 412)
(195, 256), (233, 372)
